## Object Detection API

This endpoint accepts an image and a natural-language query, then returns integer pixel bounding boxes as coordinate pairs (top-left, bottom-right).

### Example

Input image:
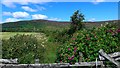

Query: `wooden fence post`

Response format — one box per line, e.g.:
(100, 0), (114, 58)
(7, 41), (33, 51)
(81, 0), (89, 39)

(99, 49), (120, 68)
(35, 59), (39, 64)
(0, 58), (18, 64)
(79, 52), (83, 62)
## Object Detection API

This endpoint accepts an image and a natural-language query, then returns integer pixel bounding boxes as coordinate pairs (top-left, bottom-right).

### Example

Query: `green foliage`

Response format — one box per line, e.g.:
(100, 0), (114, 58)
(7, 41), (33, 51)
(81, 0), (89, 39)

(70, 10), (85, 33)
(46, 28), (68, 44)
(2, 34), (45, 64)
(56, 23), (120, 64)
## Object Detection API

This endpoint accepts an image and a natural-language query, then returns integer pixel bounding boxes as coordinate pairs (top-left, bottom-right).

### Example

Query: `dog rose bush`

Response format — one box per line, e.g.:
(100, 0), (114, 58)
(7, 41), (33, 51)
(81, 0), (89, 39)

(56, 23), (120, 64)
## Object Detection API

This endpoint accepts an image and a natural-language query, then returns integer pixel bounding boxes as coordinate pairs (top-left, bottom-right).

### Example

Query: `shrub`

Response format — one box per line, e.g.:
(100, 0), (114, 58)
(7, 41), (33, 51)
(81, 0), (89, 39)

(2, 34), (45, 64)
(56, 23), (120, 64)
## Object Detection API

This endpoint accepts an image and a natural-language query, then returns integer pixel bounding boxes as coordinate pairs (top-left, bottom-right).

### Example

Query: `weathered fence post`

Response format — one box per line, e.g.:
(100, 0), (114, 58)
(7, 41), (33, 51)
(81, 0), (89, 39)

(99, 49), (120, 68)
(35, 59), (39, 64)
(96, 58), (98, 68)
(79, 52), (83, 62)
(0, 58), (18, 64)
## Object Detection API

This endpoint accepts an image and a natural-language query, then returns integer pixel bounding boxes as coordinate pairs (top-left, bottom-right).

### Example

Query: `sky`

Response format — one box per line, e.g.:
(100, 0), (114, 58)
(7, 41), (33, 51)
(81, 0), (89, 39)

(0, 0), (119, 23)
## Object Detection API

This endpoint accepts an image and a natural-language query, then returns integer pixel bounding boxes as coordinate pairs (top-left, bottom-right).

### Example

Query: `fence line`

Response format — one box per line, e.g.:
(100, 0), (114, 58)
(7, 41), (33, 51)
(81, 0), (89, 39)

(0, 49), (120, 68)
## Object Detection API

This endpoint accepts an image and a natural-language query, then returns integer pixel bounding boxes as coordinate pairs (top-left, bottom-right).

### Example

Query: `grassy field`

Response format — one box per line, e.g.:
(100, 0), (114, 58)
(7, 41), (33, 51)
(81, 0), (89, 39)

(1, 32), (59, 63)
(1, 32), (40, 39)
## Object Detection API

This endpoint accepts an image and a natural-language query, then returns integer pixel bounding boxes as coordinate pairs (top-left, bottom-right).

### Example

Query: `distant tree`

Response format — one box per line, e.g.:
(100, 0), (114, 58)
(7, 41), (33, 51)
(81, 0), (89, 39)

(70, 10), (85, 30)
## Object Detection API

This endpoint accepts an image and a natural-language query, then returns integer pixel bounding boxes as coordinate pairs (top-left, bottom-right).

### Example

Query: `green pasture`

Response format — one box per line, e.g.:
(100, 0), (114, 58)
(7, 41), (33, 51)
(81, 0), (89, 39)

(1, 32), (40, 39)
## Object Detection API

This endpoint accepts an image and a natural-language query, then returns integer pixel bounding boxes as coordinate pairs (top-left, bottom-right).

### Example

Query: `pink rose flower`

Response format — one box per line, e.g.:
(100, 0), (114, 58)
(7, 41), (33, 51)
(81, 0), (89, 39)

(72, 38), (76, 40)
(74, 47), (77, 52)
(86, 37), (90, 40)
(117, 29), (120, 33)
(68, 48), (70, 51)
(68, 55), (74, 60)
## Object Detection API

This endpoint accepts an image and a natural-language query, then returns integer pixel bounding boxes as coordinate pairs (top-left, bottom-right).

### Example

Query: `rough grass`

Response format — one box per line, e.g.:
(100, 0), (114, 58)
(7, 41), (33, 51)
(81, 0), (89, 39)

(1, 32), (39, 39)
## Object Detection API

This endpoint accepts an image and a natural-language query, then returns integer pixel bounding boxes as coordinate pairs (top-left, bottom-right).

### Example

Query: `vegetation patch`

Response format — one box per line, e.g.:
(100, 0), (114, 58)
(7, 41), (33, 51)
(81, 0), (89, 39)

(56, 23), (120, 64)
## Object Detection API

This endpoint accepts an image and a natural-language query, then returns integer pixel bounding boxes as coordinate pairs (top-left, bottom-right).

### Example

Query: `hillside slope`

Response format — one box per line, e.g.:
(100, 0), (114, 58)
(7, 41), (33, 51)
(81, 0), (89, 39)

(1, 19), (119, 32)
(2, 19), (70, 32)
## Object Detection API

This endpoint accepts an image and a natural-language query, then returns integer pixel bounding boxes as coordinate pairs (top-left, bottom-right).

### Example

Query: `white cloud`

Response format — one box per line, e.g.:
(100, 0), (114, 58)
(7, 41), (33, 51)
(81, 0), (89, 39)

(2, 11), (29, 18)
(2, 2), (16, 8)
(94, 0), (105, 2)
(88, 18), (96, 22)
(2, 0), (119, 3)
(12, 12), (29, 18)
(5, 18), (21, 22)
(38, 7), (46, 11)
(48, 18), (61, 21)
(2, 0), (53, 3)
(2, 0), (52, 8)
(22, 6), (37, 12)
(32, 14), (48, 19)
(92, 0), (105, 4)
(35, 5), (46, 11)
(32, 14), (61, 21)
(2, 12), (12, 16)
(3, 0), (119, 8)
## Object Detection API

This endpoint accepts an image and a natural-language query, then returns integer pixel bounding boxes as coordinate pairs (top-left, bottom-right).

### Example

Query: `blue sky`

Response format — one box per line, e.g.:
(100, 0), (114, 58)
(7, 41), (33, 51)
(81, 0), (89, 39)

(1, 0), (119, 23)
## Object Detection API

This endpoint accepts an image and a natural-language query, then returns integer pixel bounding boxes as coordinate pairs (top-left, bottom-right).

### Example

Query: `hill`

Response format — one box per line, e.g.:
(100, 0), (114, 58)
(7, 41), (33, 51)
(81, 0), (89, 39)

(2, 19), (70, 32)
(1, 19), (120, 32)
